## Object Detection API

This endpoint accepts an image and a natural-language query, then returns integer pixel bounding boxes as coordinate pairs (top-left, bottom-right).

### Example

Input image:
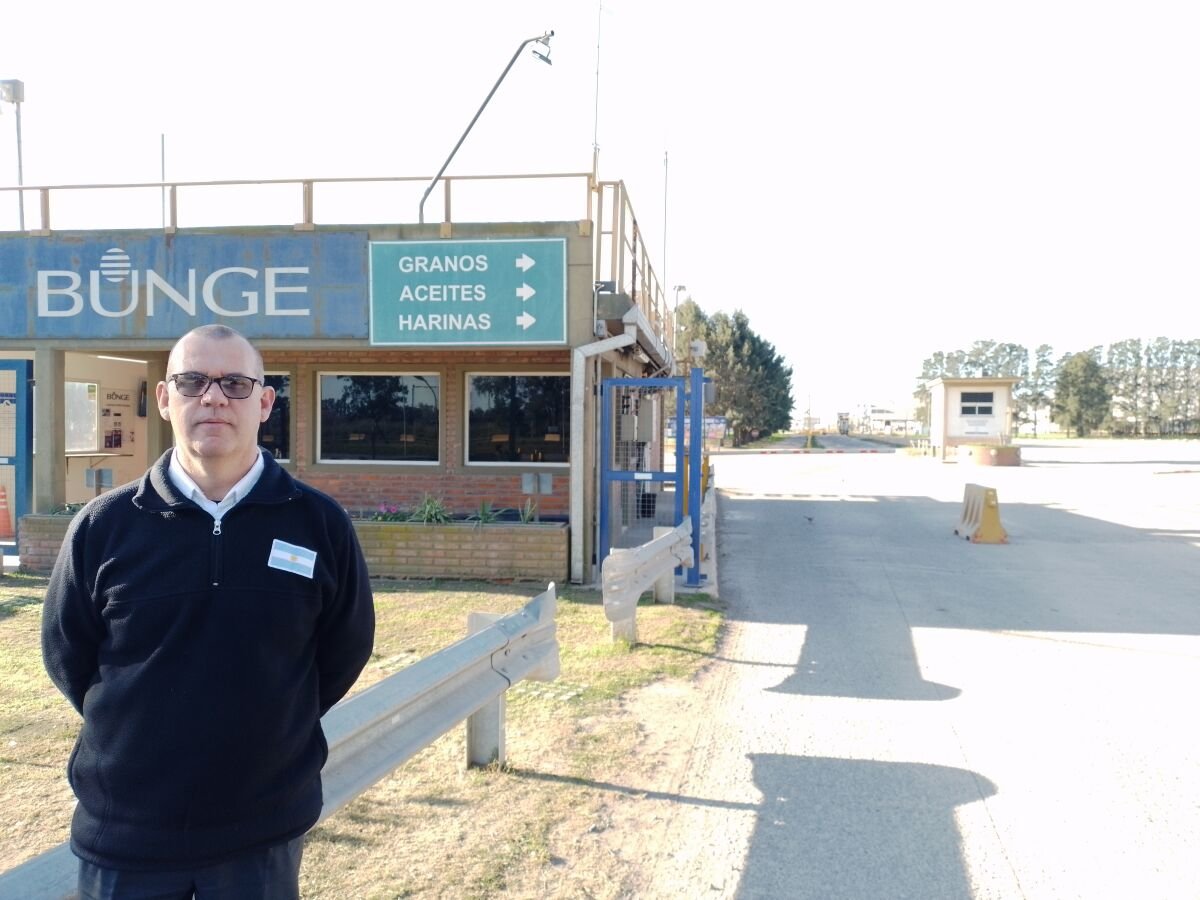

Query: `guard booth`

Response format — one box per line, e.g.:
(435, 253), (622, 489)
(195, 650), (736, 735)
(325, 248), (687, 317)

(927, 377), (1019, 460)
(0, 172), (676, 585)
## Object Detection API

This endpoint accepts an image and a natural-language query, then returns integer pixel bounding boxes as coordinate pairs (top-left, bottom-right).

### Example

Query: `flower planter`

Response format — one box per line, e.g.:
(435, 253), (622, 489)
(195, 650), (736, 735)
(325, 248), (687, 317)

(351, 520), (568, 582)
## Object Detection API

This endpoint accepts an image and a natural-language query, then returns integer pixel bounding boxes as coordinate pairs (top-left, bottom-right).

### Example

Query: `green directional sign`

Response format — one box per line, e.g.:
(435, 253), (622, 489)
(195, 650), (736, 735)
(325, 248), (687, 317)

(369, 238), (567, 346)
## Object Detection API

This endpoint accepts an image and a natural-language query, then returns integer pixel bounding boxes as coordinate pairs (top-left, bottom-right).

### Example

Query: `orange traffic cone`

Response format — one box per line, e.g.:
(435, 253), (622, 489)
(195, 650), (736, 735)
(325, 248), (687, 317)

(0, 485), (13, 541)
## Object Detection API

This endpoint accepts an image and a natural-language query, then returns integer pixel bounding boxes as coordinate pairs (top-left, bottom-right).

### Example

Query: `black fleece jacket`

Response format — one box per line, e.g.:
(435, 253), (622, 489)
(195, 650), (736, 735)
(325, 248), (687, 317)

(42, 449), (375, 871)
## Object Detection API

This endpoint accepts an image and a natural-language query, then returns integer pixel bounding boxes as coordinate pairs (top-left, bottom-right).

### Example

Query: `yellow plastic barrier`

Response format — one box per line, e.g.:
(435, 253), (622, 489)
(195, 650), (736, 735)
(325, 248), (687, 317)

(681, 454), (712, 517)
(954, 483), (1008, 544)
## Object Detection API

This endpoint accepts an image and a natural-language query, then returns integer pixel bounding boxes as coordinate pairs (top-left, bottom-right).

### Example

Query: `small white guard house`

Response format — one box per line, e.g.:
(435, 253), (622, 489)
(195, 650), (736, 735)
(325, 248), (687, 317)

(927, 377), (1018, 459)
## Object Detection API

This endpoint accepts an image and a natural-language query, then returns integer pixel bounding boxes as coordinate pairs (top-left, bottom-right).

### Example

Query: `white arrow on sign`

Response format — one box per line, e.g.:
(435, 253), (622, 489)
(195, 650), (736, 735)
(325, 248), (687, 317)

(516, 283), (536, 302)
(516, 311), (537, 330)
(515, 253), (535, 272)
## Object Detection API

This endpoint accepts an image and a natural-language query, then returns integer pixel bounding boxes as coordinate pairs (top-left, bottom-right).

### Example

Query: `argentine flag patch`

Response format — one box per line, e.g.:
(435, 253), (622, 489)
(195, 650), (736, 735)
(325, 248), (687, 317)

(268, 539), (317, 579)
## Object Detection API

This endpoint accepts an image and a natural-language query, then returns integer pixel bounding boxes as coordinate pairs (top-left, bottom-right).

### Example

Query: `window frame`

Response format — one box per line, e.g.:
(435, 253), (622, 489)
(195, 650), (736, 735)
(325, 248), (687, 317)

(960, 391), (995, 417)
(316, 370), (441, 466)
(464, 370), (571, 468)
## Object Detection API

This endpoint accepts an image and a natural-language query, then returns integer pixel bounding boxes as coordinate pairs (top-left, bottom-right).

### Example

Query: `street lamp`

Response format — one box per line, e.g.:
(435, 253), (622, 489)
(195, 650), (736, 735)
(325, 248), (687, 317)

(0, 79), (24, 231)
(418, 31), (554, 225)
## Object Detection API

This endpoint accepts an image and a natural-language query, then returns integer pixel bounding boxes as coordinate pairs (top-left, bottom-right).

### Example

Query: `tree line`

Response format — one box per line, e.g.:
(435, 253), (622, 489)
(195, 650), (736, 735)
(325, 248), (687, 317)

(676, 300), (794, 445)
(914, 338), (1200, 437)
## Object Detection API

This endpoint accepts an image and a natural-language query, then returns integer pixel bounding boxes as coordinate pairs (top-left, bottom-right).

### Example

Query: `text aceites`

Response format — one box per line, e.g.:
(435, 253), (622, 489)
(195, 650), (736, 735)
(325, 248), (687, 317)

(395, 254), (492, 332)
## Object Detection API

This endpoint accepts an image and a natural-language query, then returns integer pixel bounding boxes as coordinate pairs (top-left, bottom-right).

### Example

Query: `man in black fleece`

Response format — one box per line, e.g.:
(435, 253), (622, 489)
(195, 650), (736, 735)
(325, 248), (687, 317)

(42, 324), (375, 899)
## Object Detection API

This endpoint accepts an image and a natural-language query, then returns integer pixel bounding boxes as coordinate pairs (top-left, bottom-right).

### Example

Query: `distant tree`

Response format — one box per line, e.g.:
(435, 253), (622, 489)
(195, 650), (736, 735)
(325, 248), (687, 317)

(1053, 352), (1111, 437)
(1143, 337), (1174, 434)
(1023, 344), (1056, 437)
(963, 340), (997, 377)
(991, 342), (1031, 427)
(682, 305), (793, 444)
(1106, 338), (1144, 435)
(1181, 339), (1200, 432)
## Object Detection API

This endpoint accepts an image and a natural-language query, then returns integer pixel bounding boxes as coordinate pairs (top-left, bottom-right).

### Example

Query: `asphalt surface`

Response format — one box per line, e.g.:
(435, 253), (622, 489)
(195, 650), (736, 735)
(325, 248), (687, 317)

(647, 438), (1200, 899)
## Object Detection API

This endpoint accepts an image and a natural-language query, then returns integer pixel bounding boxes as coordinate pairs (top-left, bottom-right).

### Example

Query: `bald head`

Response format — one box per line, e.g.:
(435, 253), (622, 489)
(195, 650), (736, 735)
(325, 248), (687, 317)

(168, 325), (264, 381)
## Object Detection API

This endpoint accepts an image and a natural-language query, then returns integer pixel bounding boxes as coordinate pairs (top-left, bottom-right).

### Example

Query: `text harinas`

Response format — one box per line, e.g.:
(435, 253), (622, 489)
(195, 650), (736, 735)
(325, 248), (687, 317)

(396, 255), (491, 331)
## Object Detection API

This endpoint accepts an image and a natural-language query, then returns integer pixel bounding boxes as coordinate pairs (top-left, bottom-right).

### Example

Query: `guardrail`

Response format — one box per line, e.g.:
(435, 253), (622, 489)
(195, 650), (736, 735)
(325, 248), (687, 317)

(601, 519), (694, 643)
(0, 583), (559, 900)
(699, 484), (716, 580)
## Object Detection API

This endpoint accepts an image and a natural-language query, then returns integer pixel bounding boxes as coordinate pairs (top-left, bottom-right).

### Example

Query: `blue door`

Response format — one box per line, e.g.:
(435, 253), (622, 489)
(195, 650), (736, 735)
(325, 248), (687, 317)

(0, 361), (34, 544)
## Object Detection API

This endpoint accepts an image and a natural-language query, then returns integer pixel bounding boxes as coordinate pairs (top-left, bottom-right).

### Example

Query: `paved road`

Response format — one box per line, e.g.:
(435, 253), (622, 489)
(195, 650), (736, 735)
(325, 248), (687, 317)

(716, 433), (899, 454)
(646, 441), (1200, 899)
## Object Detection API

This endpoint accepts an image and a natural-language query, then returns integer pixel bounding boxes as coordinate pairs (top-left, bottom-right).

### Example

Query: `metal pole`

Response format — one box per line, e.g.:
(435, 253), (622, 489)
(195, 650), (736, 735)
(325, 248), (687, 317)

(14, 100), (24, 231)
(418, 31), (553, 225)
(687, 366), (704, 587)
(662, 150), (668, 293)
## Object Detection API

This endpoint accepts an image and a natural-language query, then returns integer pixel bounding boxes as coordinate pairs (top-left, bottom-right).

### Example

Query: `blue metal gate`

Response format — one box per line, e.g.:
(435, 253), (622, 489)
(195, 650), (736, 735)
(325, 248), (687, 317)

(0, 361), (34, 545)
(599, 367), (707, 587)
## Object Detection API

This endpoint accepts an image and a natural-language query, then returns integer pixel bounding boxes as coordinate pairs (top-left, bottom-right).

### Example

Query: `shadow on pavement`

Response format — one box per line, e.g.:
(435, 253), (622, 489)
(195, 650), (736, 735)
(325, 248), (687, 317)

(713, 482), (1200, 896)
(736, 755), (996, 900)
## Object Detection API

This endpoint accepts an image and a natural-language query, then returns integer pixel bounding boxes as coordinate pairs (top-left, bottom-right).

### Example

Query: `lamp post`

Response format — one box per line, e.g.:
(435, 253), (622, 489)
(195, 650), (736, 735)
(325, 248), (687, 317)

(418, 31), (554, 225)
(0, 79), (24, 231)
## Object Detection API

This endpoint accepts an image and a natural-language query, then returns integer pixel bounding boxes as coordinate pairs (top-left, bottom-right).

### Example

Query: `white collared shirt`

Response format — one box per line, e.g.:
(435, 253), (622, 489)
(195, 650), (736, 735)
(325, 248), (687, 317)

(167, 449), (265, 526)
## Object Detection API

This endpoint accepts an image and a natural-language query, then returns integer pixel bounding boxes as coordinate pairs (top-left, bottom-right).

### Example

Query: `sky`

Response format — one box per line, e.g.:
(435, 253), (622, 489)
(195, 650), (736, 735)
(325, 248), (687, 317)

(2, 1), (1199, 425)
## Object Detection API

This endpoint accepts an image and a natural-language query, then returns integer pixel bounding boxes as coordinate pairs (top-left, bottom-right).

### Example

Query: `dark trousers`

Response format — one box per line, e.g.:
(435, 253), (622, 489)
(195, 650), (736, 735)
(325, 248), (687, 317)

(77, 837), (304, 900)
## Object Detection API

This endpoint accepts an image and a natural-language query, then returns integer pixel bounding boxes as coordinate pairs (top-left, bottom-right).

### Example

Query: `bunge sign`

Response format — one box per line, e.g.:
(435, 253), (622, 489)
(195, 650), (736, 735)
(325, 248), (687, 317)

(1, 232), (370, 340)
(369, 239), (567, 346)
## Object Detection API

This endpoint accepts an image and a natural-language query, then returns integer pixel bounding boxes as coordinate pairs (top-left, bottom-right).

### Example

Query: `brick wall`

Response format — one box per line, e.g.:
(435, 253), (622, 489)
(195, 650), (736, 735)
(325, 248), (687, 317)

(264, 348), (572, 519)
(353, 521), (567, 582)
(16, 515), (71, 575)
(18, 515), (567, 583)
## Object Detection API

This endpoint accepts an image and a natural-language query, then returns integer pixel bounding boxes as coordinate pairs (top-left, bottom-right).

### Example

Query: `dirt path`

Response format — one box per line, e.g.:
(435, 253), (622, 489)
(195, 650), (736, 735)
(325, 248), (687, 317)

(599, 596), (794, 895)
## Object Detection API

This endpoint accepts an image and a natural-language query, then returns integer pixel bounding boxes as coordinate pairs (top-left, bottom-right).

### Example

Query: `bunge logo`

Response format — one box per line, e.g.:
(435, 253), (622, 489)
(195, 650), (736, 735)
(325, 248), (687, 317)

(100, 248), (132, 283)
(37, 247), (312, 318)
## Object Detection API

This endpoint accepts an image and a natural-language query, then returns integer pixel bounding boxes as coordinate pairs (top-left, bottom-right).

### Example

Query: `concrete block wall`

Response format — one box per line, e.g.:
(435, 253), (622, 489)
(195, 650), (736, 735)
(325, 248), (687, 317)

(19, 515), (567, 583)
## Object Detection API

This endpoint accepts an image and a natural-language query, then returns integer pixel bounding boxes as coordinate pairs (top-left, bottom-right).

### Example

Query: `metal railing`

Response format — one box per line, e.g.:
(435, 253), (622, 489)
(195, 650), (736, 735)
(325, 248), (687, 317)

(0, 583), (559, 900)
(593, 178), (673, 346)
(601, 519), (694, 643)
(0, 171), (592, 234)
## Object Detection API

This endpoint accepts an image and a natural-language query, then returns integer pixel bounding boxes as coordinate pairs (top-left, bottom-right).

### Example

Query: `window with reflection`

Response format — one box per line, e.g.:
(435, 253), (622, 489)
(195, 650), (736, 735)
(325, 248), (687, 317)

(466, 374), (569, 464)
(961, 391), (994, 416)
(258, 373), (290, 461)
(319, 373), (439, 463)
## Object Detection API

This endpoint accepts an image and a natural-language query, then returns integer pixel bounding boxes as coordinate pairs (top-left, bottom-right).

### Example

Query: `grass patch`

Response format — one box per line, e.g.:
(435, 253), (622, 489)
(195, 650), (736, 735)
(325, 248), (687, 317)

(0, 575), (723, 896)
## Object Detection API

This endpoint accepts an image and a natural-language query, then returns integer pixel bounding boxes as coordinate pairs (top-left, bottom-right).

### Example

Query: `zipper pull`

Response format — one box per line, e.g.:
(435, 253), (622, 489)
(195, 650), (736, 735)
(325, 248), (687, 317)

(213, 519), (222, 536)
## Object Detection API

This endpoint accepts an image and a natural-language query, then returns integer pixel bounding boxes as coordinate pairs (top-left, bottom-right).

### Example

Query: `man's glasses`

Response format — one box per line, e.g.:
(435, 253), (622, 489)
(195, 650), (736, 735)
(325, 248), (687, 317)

(167, 372), (262, 400)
